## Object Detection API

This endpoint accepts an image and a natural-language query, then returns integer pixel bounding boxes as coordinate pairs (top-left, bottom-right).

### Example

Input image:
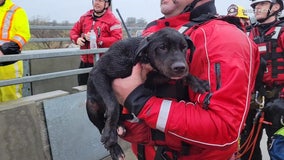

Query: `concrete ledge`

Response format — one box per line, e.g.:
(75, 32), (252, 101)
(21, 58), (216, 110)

(72, 85), (87, 93)
(0, 90), (69, 111)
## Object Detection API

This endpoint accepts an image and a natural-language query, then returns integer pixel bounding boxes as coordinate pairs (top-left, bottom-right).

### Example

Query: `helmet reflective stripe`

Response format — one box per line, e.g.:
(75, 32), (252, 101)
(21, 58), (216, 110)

(1, 4), (20, 39)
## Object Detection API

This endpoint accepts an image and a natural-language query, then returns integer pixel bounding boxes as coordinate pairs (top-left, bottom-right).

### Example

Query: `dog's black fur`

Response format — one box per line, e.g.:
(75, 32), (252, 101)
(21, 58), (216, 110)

(86, 27), (209, 160)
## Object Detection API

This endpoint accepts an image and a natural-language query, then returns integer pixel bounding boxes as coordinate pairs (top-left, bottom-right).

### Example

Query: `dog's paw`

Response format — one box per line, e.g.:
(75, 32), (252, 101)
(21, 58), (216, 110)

(101, 127), (118, 149)
(186, 74), (210, 93)
(198, 79), (210, 93)
(109, 143), (125, 160)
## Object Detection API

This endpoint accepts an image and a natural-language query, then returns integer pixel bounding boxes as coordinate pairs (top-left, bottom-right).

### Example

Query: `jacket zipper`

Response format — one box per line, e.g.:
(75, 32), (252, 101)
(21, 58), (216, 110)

(215, 63), (221, 90)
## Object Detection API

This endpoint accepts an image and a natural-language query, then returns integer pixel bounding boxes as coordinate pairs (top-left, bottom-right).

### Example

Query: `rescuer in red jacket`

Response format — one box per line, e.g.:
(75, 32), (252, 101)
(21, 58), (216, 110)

(70, 0), (123, 85)
(239, 0), (284, 159)
(112, 0), (260, 159)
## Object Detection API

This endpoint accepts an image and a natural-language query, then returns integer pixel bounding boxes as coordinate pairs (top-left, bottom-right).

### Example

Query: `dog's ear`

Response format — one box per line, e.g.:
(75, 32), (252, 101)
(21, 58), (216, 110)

(184, 35), (195, 53)
(184, 35), (195, 63)
(134, 36), (150, 64)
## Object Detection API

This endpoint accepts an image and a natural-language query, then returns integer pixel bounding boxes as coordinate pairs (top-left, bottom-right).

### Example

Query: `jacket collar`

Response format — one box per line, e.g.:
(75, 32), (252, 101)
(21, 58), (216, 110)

(189, 1), (217, 23)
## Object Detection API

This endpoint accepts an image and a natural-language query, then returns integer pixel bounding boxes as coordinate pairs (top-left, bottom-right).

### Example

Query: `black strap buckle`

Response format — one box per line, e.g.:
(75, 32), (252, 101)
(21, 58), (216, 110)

(154, 146), (179, 160)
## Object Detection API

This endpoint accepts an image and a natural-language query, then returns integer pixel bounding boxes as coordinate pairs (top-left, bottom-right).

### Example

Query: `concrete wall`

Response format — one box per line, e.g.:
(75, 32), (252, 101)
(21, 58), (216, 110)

(0, 90), (68, 160)
(0, 88), (135, 160)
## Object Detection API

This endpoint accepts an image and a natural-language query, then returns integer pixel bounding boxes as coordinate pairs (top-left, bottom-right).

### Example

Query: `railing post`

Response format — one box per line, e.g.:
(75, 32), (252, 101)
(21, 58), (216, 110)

(23, 60), (32, 96)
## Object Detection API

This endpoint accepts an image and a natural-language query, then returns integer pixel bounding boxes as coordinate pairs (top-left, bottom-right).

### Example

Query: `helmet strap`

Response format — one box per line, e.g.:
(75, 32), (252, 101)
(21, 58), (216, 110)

(92, 0), (108, 15)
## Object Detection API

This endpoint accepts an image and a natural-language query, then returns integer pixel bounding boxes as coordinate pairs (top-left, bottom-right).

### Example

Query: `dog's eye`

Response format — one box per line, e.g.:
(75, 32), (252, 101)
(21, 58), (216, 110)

(181, 43), (187, 51)
(158, 44), (167, 51)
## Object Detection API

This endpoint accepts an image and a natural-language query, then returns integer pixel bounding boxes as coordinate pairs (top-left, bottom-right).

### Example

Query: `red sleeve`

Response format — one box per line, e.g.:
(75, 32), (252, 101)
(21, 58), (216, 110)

(70, 19), (83, 45)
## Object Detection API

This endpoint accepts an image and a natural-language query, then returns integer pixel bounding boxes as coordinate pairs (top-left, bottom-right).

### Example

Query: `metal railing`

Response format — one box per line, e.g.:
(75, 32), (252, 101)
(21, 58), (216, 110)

(29, 25), (72, 43)
(0, 25), (143, 96)
(28, 25), (144, 43)
(0, 48), (107, 87)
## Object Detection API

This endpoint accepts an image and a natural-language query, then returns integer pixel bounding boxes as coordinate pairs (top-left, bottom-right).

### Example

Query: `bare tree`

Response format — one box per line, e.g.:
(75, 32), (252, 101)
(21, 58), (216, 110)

(26, 18), (72, 50)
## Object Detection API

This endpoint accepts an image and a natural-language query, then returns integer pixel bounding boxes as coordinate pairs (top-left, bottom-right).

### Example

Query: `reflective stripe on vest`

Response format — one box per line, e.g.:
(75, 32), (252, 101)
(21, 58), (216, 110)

(272, 26), (282, 40)
(1, 4), (26, 47)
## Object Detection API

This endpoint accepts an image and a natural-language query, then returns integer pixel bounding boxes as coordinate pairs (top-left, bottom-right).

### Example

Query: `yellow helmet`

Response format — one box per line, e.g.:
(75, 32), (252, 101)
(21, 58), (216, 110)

(227, 4), (249, 19)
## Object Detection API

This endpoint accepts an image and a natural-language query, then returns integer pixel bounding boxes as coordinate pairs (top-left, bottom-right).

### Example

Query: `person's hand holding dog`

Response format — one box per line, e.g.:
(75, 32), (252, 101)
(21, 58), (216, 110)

(112, 63), (152, 105)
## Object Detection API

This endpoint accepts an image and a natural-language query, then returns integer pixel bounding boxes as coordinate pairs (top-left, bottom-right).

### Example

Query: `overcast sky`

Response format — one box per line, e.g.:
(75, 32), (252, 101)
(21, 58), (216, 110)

(12, 0), (252, 23)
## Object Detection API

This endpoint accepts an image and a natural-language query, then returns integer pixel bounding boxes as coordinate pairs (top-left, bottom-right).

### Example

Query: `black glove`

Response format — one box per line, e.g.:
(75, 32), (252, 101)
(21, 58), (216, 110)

(0, 41), (21, 66)
(265, 99), (284, 129)
(124, 84), (153, 115)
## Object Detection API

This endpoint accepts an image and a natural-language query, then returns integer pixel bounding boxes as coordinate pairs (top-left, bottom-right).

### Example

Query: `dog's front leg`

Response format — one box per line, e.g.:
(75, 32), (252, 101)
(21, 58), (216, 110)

(92, 73), (124, 159)
(100, 90), (120, 147)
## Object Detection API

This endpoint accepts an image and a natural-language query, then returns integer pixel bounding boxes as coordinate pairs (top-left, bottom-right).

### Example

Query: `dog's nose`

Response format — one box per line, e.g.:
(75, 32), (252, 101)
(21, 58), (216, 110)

(171, 62), (186, 73)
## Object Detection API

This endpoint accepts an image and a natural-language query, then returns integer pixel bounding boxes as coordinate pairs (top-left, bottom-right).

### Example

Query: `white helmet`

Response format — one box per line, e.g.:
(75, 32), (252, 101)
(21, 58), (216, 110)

(250, 0), (283, 10)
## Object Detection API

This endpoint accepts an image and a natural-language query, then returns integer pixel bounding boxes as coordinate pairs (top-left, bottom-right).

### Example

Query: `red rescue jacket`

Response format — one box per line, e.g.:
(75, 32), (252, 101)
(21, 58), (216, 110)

(70, 9), (123, 64)
(120, 5), (260, 160)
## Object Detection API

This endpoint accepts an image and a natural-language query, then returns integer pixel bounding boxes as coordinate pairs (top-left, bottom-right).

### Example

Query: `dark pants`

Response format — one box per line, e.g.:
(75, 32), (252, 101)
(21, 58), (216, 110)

(78, 61), (93, 86)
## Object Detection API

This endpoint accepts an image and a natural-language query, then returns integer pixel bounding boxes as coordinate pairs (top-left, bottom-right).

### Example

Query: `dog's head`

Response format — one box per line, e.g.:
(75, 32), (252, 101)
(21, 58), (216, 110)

(135, 27), (195, 79)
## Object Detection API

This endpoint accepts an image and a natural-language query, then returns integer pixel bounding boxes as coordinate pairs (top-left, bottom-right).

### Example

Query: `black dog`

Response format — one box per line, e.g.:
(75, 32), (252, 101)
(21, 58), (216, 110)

(86, 27), (209, 160)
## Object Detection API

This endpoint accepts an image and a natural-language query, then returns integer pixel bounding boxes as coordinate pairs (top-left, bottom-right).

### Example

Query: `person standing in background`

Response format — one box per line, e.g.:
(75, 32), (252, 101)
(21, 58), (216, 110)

(239, 0), (284, 159)
(0, 0), (31, 102)
(70, 0), (123, 86)
(227, 4), (251, 31)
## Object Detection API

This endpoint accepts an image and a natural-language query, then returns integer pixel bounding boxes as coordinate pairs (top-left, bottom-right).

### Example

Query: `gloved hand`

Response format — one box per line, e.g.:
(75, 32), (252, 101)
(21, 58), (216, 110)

(0, 41), (20, 66)
(265, 99), (284, 115)
(0, 41), (20, 55)
(265, 98), (284, 129)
